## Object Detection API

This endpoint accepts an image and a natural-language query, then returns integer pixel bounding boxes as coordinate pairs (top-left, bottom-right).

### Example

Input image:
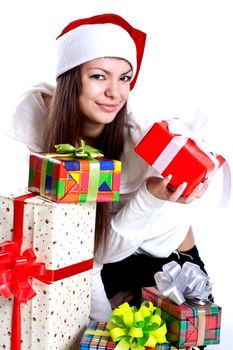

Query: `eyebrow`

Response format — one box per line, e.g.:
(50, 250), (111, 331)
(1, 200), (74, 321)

(88, 67), (133, 76)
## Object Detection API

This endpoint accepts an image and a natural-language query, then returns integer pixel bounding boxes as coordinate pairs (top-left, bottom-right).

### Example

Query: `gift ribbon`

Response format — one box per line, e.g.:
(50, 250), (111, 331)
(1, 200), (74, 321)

(102, 301), (168, 349)
(154, 261), (212, 306)
(151, 117), (231, 206)
(54, 140), (104, 160)
(0, 193), (94, 350)
(86, 160), (100, 202)
(196, 308), (206, 346)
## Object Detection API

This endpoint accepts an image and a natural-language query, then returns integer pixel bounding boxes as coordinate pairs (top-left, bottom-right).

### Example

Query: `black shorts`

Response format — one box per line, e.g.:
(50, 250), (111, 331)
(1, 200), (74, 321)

(101, 245), (209, 299)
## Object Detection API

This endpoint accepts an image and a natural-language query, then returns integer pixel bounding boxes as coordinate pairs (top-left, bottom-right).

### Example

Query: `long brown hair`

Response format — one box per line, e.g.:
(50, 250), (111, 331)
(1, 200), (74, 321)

(45, 66), (127, 252)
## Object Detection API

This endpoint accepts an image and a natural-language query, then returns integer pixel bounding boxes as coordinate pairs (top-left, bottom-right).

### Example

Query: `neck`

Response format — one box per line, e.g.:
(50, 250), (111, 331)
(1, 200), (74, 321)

(81, 121), (104, 146)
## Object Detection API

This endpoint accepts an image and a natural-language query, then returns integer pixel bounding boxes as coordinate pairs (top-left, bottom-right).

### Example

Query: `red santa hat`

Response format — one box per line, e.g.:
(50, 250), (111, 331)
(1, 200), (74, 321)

(56, 13), (146, 89)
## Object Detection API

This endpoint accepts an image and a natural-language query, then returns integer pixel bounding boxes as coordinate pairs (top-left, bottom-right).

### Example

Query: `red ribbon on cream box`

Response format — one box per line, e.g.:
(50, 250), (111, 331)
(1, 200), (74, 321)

(134, 118), (231, 203)
(0, 192), (95, 350)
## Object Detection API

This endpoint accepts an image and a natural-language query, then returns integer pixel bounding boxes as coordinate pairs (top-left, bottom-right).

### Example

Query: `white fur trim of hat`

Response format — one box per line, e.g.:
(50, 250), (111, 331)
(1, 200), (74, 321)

(56, 23), (137, 79)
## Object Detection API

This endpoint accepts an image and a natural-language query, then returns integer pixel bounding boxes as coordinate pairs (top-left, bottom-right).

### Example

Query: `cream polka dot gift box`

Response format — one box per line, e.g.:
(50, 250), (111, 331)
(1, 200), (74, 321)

(0, 190), (96, 350)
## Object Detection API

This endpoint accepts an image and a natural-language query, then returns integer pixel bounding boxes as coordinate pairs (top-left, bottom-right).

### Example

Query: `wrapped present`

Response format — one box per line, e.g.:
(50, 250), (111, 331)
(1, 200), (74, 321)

(0, 191), (96, 350)
(28, 142), (121, 203)
(134, 118), (225, 196)
(80, 301), (168, 349)
(142, 287), (222, 348)
(80, 322), (195, 349)
(80, 321), (116, 349)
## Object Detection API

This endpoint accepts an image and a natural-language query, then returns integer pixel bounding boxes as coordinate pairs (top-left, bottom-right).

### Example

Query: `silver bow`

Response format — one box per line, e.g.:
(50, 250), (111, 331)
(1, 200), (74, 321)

(154, 261), (212, 305)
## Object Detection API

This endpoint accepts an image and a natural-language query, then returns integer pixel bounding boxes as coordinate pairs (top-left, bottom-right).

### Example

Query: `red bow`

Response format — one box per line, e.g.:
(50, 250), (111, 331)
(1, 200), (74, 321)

(0, 240), (46, 302)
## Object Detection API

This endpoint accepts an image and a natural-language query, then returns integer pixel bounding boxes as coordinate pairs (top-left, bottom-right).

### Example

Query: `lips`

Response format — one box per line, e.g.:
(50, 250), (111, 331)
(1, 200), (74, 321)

(96, 102), (119, 112)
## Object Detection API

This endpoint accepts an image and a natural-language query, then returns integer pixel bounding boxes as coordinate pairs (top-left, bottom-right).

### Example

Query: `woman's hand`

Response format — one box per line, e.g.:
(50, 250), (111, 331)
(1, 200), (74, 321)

(146, 175), (209, 204)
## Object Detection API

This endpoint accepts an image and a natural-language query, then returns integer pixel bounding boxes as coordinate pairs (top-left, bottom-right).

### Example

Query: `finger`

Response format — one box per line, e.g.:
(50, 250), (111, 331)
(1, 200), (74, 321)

(162, 174), (173, 187)
(168, 182), (188, 202)
(184, 181), (208, 203)
(198, 179), (209, 196)
(183, 183), (203, 203)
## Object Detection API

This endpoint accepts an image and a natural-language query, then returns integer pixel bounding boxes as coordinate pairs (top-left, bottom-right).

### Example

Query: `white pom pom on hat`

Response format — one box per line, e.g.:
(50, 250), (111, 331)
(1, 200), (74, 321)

(56, 13), (147, 89)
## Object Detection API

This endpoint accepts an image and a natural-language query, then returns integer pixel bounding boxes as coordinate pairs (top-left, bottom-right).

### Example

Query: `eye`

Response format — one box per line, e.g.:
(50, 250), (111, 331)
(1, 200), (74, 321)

(90, 74), (105, 80)
(120, 75), (132, 82)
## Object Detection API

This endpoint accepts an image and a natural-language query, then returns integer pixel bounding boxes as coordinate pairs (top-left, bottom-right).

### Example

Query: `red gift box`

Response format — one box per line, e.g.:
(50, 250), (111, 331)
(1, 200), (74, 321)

(134, 118), (225, 196)
(142, 287), (221, 348)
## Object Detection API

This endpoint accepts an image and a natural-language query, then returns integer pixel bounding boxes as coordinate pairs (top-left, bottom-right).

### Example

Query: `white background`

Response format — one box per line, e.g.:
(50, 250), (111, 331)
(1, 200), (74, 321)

(0, 1), (232, 349)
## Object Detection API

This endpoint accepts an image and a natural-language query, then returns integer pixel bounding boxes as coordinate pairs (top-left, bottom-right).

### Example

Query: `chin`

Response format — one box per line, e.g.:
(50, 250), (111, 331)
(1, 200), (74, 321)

(99, 113), (118, 124)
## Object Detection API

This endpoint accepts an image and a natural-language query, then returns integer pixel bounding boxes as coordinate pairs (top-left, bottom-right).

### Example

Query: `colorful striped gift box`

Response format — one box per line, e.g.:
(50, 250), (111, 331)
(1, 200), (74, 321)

(80, 321), (191, 349)
(142, 287), (222, 348)
(28, 152), (121, 203)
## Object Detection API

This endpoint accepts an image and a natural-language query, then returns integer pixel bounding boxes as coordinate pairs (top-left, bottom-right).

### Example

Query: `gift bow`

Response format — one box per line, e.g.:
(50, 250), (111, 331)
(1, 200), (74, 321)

(167, 117), (220, 175)
(54, 140), (104, 160)
(154, 261), (212, 305)
(0, 240), (46, 302)
(167, 115), (207, 144)
(106, 301), (167, 350)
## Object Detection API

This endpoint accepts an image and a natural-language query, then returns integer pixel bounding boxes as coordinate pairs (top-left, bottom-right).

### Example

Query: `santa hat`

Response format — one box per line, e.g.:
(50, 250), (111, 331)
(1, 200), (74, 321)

(56, 13), (146, 89)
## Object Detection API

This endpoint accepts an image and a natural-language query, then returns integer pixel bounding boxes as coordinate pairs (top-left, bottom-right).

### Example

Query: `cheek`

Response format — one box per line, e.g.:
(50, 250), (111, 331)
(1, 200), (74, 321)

(79, 88), (96, 109)
(82, 81), (103, 98)
(122, 87), (130, 101)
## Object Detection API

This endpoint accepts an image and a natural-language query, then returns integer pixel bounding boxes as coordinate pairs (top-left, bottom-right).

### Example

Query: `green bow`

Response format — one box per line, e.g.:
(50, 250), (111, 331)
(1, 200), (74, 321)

(106, 301), (168, 350)
(54, 140), (104, 160)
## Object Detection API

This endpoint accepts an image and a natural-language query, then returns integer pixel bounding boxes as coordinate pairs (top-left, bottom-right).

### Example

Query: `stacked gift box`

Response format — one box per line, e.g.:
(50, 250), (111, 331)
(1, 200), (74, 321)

(0, 144), (122, 349)
(0, 191), (96, 349)
(28, 150), (121, 203)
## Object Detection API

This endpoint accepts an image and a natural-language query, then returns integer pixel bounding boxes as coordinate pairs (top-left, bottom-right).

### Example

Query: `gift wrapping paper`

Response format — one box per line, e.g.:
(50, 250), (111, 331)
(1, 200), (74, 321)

(28, 152), (121, 203)
(134, 119), (225, 196)
(80, 321), (194, 350)
(142, 287), (221, 348)
(0, 191), (96, 349)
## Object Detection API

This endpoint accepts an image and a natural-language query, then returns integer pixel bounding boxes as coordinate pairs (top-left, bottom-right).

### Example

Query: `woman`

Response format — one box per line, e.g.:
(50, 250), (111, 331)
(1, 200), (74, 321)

(6, 14), (209, 328)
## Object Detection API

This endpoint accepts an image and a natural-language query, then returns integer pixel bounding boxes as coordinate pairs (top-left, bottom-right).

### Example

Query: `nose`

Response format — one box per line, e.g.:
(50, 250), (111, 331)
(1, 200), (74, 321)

(105, 79), (121, 99)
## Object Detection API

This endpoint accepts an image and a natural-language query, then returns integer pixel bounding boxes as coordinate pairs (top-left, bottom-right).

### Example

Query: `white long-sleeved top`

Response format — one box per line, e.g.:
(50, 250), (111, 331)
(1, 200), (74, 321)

(3, 83), (191, 321)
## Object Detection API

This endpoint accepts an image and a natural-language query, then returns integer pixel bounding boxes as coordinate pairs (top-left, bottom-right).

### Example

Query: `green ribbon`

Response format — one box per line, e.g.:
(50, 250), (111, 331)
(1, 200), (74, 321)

(54, 140), (104, 160)
(86, 160), (100, 202)
(105, 301), (168, 350)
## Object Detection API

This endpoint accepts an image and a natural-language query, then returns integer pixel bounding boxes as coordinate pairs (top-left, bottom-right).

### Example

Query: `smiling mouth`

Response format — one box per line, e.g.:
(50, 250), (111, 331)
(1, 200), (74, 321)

(96, 103), (119, 112)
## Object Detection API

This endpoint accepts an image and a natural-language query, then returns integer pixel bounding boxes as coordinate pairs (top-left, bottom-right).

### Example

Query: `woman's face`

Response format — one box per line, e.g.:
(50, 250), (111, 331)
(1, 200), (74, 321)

(79, 57), (132, 135)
